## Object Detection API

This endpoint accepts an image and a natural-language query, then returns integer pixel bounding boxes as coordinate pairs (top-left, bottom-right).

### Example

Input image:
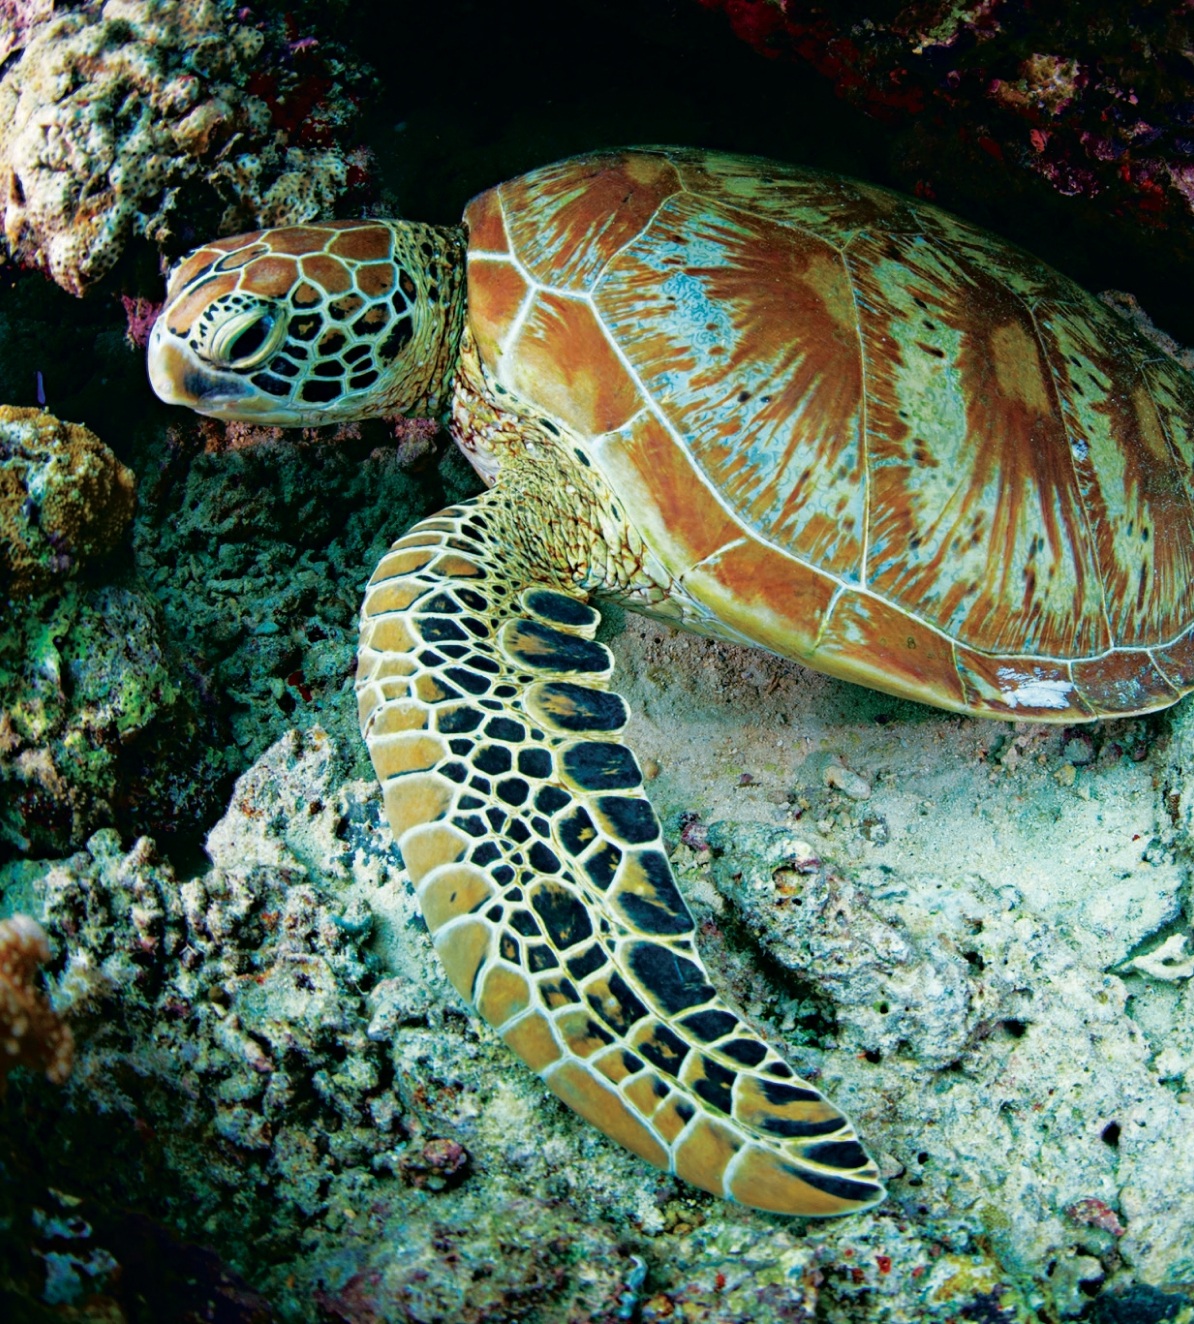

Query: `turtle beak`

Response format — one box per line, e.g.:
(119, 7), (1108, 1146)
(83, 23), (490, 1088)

(146, 322), (192, 406)
(147, 319), (249, 414)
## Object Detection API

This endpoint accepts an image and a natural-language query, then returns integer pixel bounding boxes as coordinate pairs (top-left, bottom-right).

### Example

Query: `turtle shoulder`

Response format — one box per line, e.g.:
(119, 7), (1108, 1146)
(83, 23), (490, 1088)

(461, 148), (1194, 721)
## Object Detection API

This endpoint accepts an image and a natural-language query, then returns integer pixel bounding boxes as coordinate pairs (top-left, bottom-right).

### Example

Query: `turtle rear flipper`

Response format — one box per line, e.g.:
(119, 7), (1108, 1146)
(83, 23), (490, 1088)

(356, 494), (883, 1216)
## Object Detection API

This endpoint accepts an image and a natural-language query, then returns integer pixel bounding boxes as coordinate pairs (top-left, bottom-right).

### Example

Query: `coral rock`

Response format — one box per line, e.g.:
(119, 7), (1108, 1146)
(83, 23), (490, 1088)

(0, 405), (135, 596)
(0, 912), (73, 1088)
(0, 580), (229, 857)
(697, 0), (1194, 314)
(0, 0), (370, 294)
(0, 0), (52, 66)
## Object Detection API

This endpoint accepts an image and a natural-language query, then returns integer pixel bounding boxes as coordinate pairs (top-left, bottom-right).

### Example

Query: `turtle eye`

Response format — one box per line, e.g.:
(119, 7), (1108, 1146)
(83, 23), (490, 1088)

(205, 307), (287, 370)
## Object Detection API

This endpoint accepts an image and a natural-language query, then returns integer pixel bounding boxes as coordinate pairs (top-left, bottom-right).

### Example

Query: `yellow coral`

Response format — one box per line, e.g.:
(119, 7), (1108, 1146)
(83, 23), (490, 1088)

(0, 406), (135, 595)
(0, 913), (73, 1089)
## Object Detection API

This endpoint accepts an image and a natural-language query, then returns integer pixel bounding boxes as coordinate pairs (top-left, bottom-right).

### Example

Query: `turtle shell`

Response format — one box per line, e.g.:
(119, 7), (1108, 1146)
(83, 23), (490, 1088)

(463, 147), (1194, 721)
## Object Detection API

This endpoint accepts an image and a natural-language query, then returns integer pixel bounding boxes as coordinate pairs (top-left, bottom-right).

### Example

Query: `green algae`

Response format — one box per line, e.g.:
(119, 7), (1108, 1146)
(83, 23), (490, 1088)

(0, 581), (231, 858)
(0, 390), (478, 864)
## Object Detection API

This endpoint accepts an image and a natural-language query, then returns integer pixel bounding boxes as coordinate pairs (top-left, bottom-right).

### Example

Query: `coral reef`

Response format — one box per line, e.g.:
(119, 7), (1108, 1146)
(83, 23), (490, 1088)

(29, 735), (394, 1229)
(0, 0), (51, 66)
(0, 404), (471, 863)
(127, 419), (474, 780)
(0, 406), (223, 859)
(0, 0), (375, 295)
(0, 912), (72, 1090)
(0, 405), (135, 596)
(0, 407), (231, 860)
(696, 0), (1194, 216)
(119, 293), (161, 350)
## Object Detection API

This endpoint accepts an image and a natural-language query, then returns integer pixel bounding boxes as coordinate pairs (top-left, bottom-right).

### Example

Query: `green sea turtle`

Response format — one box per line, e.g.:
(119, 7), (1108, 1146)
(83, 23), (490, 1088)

(147, 147), (1194, 1217)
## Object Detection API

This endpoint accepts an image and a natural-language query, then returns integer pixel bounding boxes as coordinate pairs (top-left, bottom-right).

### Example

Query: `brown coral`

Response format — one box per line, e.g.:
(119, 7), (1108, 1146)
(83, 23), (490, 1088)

(0, 406), (136, 596)
(0, 1), (368, 294)
(0, 912), (73, 1089)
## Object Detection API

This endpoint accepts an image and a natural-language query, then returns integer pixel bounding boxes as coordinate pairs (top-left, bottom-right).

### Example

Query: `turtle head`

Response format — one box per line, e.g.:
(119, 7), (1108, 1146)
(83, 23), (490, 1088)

(148, 221), (467, 426)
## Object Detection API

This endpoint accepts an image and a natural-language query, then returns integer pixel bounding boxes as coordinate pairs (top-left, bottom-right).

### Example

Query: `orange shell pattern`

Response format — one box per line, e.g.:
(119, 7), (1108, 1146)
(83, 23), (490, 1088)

(463, 148), (1194, 721)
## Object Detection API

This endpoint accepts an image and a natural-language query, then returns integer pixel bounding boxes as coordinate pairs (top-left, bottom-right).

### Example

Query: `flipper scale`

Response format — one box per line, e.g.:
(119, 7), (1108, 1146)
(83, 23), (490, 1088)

(358, 494), (883, 1216)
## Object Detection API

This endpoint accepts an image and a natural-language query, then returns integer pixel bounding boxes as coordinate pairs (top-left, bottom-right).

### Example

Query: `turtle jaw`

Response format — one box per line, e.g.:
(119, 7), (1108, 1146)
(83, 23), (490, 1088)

(147, 320), (316, 425)
(147, 321), (242, 414)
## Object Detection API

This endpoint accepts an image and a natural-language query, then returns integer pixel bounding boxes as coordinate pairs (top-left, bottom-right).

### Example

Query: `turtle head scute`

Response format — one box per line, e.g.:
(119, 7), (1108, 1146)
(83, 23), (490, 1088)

(147, 220), (464, 426)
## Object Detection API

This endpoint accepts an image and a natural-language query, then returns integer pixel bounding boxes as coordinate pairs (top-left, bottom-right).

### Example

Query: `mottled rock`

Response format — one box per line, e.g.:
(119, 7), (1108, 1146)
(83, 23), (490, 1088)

(129, 424), (464, 780)
(613, 610), (1194, 1315)
(1, 707), (1188, 1320)
(697, 0), (1194, 234)
(0, 579), (230, 856)
(708, 819), (977, 1069)
(0, 912), (72, 1088)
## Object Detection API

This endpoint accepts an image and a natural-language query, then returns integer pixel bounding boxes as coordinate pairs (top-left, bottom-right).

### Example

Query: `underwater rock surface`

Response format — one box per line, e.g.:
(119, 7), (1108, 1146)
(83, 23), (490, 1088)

(129, 418), (474, 786)
(2, 680), (1192, 1318)
(0, 406), (465, 863)
(0, 404), (134, 595)
(0, 912), (73, 1091)
(0, 579), (202, 856)
(0, 404), (217, 858)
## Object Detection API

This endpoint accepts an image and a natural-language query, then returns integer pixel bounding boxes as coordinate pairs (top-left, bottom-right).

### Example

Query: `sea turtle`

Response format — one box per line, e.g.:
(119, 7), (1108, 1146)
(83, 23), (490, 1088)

(147, 147), (1194, 1217)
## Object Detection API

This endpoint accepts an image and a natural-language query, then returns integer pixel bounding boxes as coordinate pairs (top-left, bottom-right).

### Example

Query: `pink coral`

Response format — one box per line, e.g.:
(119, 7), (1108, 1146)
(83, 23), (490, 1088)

(698, 0), (1194, 238)
(121, 295), (162, 350)
(1066, 1198), (1126, 1237)
(0, 914), (73, 1090)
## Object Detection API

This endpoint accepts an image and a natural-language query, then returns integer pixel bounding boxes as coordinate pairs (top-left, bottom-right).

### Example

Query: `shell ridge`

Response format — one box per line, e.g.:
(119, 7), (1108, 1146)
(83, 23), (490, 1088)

(583, 186), (680, 292)
(842, 244), (873, 586)
(1026, 294), (1116, 655)
(1137, 357), (1194, 611)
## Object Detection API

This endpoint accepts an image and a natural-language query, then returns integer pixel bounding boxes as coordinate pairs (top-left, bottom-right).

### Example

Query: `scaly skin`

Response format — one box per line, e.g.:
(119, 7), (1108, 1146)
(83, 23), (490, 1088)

(355, 492), (882, 1216)
(146, 208), (885, 1216)
(149, 219), (467, 425)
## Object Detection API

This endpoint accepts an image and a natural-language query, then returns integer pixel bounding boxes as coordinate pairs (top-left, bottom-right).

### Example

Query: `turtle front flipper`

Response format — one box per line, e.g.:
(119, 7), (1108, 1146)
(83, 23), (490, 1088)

(356, 495), (883, 1217)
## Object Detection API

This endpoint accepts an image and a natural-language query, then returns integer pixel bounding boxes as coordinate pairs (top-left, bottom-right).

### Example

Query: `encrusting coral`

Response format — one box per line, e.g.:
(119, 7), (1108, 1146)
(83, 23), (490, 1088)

(0, 0), (372, 295)
(0, 404), (458, 861)
(0, 912), (73, 1090)
(0, 404), (235, 859)
(0, 405), (135, 596)
(0, 0), (52, 66)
